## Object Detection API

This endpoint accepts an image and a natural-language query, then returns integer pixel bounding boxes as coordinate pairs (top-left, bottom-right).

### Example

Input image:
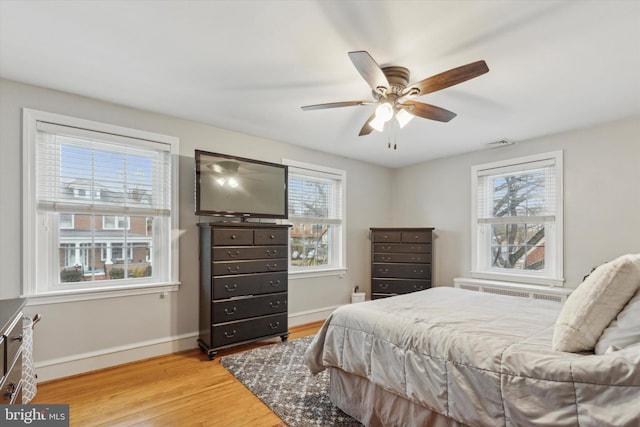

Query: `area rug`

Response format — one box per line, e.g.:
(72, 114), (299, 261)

(220, 335), (361, 426)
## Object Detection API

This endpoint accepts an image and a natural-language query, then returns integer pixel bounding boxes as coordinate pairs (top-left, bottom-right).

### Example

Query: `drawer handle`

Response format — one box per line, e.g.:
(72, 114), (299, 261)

(269, 301), (281, 308)
(230, 234), (237, 240)
(227, 250), (240, 258)
(413, 269), (424, 274)
(378, 268), (389, 273)
(379, 283), (389, 289)
(269, 280), (281, 287)
(382, 245), (392, 250)
(224, 330), (237, 338)
(381, 256), (391, 261)
(224, 284), (238, 292)
(414, 235), (419, 240)
(383, 235), (389, 239)
(224, 307), (237, 315)
(411, 256), (420, 261)
(414, 285), (424, 290)
(269, 321), (280, 329)
(227, 266), (241, 273)
(266, 263), (278, 271)
(10, 335), (23, 343)
(266, 249), (278, 256)
(270, 234), (276, 239)
(4, 382), (16, 400)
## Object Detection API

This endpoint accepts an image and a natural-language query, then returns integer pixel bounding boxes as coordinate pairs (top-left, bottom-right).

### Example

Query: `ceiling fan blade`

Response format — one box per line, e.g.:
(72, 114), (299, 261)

(301, 100), (370, 111)
(348, 51), (389, 92)
(402, 101), (457, 122)
(358, 112), (376, 136)
(407, 60), (489, 97)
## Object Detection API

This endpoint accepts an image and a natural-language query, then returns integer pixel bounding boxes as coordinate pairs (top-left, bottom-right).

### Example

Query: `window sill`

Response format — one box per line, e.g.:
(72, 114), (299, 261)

(288, 267), (348, 280)
(23, 282), (180, 306)
(470, 271), (565, 287)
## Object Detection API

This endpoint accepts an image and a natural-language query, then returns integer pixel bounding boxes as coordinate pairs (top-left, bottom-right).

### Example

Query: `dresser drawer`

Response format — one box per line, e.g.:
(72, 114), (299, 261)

(213, 293), (287, 323)
(1, 352), (22, 404)
(254, 228), (288, 245)
(371, 230), (401, 243)
(213, 259), (287, 276)
(373, 253), (429, 263)
(213, 272), (287, 299)
(213, 228), (254, 245)
(372, 263), (431, 279)
(372, 279), (430, 294)
(401, 231), (432, 243)
(373, 243), (431, 254)
(213, 313), (287, 347)
(4, 316), (23, 371)
(213, 246), (287, 261)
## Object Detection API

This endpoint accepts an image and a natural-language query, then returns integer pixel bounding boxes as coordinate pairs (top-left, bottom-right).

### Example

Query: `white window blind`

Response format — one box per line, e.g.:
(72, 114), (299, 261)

(288, 170), (343, 224)
(476, 158), (557, 224)
(36, 121), (172, 217)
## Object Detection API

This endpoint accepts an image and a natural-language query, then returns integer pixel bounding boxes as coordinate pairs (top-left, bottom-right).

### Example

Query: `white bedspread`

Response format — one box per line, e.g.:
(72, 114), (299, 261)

(305, 287), (640, 426)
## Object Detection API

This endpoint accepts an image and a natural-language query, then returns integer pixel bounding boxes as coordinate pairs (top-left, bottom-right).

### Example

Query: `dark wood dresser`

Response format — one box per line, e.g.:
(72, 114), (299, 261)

(1, 298), (27, 404)
(198, 222), (289, 360)
(370, 227), (434, 299)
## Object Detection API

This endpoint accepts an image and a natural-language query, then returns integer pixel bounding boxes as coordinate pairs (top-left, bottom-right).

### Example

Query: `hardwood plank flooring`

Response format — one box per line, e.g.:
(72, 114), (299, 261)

(31, 321), (323, 427)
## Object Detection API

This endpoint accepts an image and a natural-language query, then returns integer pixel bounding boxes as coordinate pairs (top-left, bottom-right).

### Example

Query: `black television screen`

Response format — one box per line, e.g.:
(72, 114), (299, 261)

(195, 150), (288, 218)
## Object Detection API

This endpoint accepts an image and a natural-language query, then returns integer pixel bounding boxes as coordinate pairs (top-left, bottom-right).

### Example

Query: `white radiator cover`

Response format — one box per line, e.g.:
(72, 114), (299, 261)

(453, 278), (572, 303)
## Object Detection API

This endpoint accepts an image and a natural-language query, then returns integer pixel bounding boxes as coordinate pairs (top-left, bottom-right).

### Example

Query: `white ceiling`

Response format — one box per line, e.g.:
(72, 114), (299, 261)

(1, 0), (639, 168)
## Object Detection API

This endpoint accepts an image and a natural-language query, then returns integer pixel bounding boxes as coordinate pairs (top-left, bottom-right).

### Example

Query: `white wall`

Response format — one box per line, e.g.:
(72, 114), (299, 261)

(0, 78), (392, 380)
(392, 117), (640, 289)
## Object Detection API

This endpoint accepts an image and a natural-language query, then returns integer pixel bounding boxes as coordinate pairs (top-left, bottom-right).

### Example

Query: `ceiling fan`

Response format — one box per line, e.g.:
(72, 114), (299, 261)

(301, 51), (489, 136)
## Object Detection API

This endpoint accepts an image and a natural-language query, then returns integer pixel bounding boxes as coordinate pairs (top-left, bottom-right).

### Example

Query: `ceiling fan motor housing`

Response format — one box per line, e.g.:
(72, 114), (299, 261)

(373, 66), (410, 99)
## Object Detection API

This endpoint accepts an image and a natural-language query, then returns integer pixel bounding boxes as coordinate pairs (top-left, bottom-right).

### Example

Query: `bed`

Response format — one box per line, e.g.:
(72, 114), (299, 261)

(304, 281), (640, 426)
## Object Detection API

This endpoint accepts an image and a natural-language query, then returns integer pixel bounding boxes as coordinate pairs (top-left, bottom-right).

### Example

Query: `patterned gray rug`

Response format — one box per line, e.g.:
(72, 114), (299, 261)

(220, 335), (361, 426)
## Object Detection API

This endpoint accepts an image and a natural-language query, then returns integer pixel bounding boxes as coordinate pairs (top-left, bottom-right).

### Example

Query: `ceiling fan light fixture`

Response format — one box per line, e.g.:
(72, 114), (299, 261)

(369, 115), (387, 132)
(374, 102), (394, 122)
(395, 108), (414, 128)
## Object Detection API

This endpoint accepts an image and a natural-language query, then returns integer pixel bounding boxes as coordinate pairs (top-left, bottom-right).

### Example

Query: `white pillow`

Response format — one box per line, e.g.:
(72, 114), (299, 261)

(595, 289), (640, 355)
(552, 254), (640, 353)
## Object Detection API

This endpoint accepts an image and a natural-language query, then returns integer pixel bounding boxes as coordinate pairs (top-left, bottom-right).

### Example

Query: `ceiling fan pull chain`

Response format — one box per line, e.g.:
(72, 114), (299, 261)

(391, 118), (398, 150)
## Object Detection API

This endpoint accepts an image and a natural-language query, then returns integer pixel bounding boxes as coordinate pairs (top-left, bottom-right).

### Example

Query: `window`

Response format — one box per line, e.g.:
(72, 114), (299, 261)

(23, 109), (179, 299)
(103, 215), (130, 230)
(59, 213), (74, 229)
(284, 159), (346, 276)
(471, 151), (563, 286)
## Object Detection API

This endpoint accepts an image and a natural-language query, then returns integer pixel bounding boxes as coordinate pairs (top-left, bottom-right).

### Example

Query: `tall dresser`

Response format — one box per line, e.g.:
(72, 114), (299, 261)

(198, 222), (289, 360)
(1, 298), (27, 404)
(370, 227), (434, 299)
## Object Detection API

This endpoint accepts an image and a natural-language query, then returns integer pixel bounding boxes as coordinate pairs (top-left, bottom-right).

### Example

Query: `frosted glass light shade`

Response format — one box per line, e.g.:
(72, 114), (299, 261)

(396, 108), (414, 128)
(375, 103), (394, 121)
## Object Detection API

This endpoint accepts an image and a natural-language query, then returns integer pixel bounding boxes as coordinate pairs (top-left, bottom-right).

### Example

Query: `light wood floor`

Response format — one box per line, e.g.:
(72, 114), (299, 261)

(32, 321), (323, 427)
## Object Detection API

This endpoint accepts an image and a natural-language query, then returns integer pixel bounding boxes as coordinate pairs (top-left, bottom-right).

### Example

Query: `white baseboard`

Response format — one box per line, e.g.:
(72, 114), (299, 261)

(35, 332), (198, 382)
(35, 305), (341, 382)
(288, 304), (340, 327)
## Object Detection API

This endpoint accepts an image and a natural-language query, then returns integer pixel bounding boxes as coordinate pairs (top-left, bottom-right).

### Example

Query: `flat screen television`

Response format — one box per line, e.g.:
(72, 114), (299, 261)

(195, 150), (288, 219)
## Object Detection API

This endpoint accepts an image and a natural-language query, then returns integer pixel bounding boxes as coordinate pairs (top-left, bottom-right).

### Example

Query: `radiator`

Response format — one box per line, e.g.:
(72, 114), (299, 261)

(453, 278), (571, 303)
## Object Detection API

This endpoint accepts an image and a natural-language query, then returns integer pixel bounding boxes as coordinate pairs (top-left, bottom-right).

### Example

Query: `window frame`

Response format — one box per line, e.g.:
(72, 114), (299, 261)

(103, 215), (130, 230)
(283, 159), (347, 278)
(22, 109), (180, 303)
(470, 151), (564, 287)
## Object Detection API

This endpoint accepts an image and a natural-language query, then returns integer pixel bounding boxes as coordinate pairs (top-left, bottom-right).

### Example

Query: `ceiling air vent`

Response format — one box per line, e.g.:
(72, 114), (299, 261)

(486, 139), (514, 149)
